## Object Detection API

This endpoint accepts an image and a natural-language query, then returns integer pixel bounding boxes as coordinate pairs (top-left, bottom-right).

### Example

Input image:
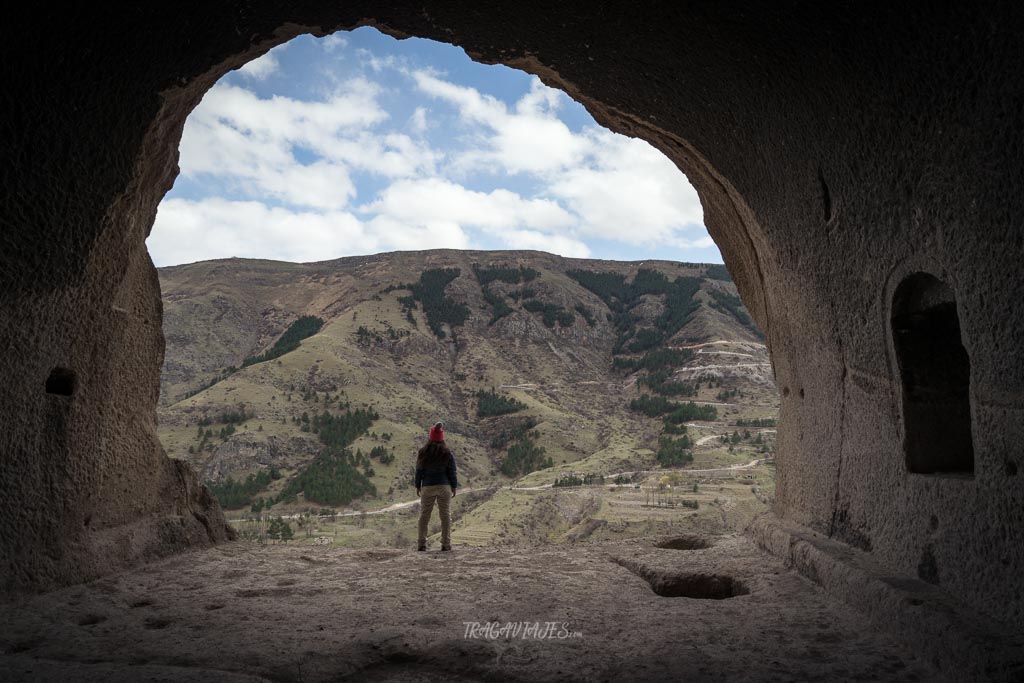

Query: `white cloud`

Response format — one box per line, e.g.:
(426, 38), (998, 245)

(195, 80), (387, 147)
(408, 106), (429, 135)
(177, 81), (414, 209)
(499, 229), (591, 258)
(413, 73), (588, 175)
(364, 215), (471, 252)
(320, 33), (347, 52)
(413, 71), (506, 123)
(180, 81), (440, 192)
(259, 160), (356, 210)
(515, 79), (563, 117)
(149, 198), (374, 266)
(356, 178), (590, 258)
(670, 235), (717, 249)
(238, 52), (280, 80)
(548, 129), (705, 245)
(412, 71), (707, 247)
(361, 178), (575, 234)
(154, 39), (714, 267)
(149, 196), (476, 267)
(149, 191), (594, 266)
(358, 49), (403, 73)
(178, 106), (357, 209)
(320, 132), (440, 178)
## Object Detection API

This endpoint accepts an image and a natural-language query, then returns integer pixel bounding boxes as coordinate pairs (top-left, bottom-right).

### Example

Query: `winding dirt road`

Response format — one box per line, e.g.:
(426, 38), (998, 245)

(277, 457), (772, 521)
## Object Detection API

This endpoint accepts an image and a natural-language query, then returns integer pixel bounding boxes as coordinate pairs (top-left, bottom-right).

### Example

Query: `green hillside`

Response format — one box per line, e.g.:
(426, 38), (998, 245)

(157, 250), (777, 539)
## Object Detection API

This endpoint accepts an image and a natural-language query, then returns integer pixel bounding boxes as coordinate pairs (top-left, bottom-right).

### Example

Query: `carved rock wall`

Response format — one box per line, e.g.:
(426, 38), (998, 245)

(1, 2), (1021, 626)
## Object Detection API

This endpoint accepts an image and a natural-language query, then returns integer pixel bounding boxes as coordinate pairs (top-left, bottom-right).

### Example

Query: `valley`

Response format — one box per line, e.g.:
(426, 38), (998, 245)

(156, 250), (778, 548)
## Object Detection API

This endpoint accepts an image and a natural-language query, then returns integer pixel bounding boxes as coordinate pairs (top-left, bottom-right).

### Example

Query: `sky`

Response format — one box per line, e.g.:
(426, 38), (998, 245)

(147, 27), (721, 267)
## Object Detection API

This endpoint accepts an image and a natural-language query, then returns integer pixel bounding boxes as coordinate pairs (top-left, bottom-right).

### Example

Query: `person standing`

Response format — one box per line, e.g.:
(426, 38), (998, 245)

(415, 421), (458, 551)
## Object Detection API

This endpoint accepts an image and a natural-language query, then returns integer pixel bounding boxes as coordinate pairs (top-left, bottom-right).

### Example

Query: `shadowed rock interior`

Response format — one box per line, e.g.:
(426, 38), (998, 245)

(1, 2), (1023, 676)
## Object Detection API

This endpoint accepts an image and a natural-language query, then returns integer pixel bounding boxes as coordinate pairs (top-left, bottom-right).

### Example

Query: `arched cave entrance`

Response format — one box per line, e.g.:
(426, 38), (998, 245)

(1, 3), (1022, 649)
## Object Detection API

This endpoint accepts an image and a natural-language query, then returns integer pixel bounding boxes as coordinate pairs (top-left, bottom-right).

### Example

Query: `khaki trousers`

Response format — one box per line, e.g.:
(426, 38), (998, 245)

(418, 485), (452, 547)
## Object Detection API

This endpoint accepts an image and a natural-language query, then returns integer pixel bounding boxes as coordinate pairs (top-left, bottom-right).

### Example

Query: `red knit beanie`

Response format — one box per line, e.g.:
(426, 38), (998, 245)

(428, 422), (445, 442)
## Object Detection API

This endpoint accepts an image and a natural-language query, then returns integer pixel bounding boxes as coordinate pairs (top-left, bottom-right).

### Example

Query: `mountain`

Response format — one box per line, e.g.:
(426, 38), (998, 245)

(156, 250), (776, 522)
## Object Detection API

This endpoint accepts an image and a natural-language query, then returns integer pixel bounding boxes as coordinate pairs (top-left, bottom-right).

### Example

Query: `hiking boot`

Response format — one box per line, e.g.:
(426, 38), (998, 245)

(441, 545), (451, 551)
(417, 545), (426, 551)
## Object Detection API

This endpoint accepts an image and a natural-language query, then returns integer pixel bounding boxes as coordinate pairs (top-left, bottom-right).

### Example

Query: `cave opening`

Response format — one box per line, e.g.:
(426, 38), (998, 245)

(3, 4), (1023, 678)
(147, 26), (718, 268)
(149, 25), (775, 541)
(891, 273), (974, 476)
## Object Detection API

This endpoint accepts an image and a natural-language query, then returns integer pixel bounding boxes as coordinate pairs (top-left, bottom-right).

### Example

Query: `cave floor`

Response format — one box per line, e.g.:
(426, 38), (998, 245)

(0, 535), (940, 682)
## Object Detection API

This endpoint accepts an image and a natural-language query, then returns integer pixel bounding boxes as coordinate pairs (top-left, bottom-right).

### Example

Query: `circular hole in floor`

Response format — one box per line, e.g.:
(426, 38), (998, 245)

(647, 573), (749, 599)
(654, 535), (713, 550)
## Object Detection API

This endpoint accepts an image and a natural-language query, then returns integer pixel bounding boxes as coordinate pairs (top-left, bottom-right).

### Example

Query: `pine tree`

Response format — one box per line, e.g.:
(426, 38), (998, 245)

(267, 517), (282, 543)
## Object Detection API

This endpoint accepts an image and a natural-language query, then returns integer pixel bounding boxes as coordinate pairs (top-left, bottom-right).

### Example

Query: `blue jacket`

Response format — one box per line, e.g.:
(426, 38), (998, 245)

(416, 453), (458, 489)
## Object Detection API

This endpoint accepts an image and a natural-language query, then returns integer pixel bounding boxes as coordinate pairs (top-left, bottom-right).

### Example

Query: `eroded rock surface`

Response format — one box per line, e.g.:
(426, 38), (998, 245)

(0, 537), (938, 682)
(0, 1), (1022, 642)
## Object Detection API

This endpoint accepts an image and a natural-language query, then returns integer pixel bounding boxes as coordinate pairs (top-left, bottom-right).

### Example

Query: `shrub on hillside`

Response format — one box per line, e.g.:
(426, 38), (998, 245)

(656, 435), (694, 467)
(500, 436), (553, 477)
(477, 388), (527, 417)
(242, 316), (324, 367)
(394, 268), (470, 339)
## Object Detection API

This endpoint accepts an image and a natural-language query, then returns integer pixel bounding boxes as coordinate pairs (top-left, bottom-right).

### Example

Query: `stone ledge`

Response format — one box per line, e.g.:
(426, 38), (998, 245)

(748, 514), (1024, 681)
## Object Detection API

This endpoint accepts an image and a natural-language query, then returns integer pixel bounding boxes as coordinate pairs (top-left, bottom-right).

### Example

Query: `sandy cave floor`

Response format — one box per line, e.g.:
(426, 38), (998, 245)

(0, 535), (942, 682)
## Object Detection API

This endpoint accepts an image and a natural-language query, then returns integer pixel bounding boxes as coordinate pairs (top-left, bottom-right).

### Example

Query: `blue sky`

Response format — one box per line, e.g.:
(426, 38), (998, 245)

(147, 27), (721, 266)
